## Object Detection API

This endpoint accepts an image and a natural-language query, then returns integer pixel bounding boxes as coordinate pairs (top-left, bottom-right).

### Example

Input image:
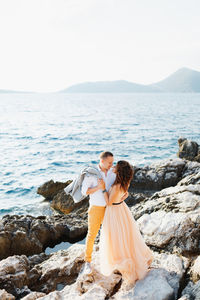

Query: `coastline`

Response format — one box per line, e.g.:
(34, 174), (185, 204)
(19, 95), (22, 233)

(0, 138), (200, 299)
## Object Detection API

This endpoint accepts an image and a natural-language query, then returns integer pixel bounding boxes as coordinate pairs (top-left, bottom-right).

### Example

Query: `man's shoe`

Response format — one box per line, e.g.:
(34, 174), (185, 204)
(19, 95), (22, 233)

(82, 262), (92, 275)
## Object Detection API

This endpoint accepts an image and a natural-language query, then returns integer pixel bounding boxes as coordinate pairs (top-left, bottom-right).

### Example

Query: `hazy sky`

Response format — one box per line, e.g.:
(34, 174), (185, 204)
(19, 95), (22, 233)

(0, 0), (200, 92)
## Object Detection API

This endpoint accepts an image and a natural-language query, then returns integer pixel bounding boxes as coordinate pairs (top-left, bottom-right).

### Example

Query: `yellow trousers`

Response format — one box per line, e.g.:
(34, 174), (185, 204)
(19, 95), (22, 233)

(84, 205), (105, 262)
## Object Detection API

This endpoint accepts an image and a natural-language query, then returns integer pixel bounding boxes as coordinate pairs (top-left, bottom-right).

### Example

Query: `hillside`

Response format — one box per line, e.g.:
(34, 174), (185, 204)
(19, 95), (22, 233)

(150, 67), (200, 92)
(61, 67), (200, 93)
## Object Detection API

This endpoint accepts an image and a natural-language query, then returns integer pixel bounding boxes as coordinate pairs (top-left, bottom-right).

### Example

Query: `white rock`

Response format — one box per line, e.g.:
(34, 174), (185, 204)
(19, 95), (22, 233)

(190, 255), (200, 282)
(113, 269), (174, 300)
(156, 183), (200, 198)
(182, 280), (200, 300)
(138, 211), (185, 246)
(21, 292), (46, 300)
(37, 244), (85, 281)
(113, 252), (189, 300)
(177, 294), (191, 300)
(0, 289), (15, 300)
(33, 248), (190, 300)
(137, 210), (199, 253)
(151, 158), (185, 169)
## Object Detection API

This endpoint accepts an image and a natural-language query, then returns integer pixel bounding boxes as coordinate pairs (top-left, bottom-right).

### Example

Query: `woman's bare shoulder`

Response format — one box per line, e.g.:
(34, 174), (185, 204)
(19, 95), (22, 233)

(111, 184), (124, 194)
(116, 183), (122, 189)
(111, 183), (120, 190)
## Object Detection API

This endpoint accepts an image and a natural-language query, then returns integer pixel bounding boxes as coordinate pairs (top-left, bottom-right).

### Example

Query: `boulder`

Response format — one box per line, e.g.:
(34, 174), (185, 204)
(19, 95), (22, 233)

(113, 252), (189, 300)
(24, 244), (122, 300)
(37, 179), (89, 215)
(0, 255), (30, 297)
(177, 138), (199, 161)
(137, 210), (200, 255)
(17, 246), (190, 300)
(0, 245), (86, 299)
(177, 296), (190, 300)
(131, 172), (200, 255)
(194, 152), (200, 163)
(181, 280), (200, 300)
(190, 256), (200, 283)
(30, 244), (86, 294)
(51, 190), (89, 215)
(0, 289), (15, 300)
(21, 292), (46, 300)
(131, 158), (185, 191)
(124, 192), (150, 207)
(181, 161), (200, 178)
(132, 172), (200, 217)
(37, 180), (72, 200)
(0, 243), (195, 300)
(0, 214), (87, 259)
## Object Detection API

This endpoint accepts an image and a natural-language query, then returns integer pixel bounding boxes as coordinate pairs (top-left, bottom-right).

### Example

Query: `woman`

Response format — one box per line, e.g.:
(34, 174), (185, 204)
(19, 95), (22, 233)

(99, 160), (153, 286)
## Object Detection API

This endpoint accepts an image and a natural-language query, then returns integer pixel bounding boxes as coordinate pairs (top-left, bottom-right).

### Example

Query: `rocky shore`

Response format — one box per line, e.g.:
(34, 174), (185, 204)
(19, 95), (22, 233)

(0, 138), (199, 300)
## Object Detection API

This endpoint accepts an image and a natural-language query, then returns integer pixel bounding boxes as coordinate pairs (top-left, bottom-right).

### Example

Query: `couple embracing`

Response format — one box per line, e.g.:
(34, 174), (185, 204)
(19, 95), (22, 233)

(81, 151), (153, 286)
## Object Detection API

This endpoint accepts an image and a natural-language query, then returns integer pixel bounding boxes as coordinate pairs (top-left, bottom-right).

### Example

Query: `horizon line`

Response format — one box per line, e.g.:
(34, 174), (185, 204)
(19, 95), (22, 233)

(0, 66), (199, 94)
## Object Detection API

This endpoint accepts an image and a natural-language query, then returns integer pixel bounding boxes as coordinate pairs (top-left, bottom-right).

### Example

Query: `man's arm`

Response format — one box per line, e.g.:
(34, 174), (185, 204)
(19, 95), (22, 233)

(81, 176), (104, 196)
(86, 178), (105, 195)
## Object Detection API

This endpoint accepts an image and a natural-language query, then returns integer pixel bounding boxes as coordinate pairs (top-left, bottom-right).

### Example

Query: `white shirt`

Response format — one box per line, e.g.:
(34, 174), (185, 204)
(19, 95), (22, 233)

(81, 165), (116, 207)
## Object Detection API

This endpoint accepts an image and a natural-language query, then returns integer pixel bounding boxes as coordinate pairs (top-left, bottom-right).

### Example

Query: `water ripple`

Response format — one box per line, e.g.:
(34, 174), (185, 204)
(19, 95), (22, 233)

(0, 92), (200, 217)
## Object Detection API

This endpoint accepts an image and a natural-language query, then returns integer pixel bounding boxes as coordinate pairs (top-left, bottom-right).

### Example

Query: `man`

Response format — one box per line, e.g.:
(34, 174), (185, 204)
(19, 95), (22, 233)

(81, 151), (116, 275)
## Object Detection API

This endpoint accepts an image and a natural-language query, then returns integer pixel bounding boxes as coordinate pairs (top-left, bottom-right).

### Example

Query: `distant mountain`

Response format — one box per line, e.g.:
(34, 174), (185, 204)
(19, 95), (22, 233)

(0, 89), (34, 93)
(60, 67), (200, 93)
(0, 89), (20, 93)
(60, 80), (158, 93)
(150, 67), (200, 92)
(1, 67), (200, 93)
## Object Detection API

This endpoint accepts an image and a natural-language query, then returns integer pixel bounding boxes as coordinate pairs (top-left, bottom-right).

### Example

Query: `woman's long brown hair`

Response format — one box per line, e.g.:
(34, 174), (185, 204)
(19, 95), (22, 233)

(114, 160), (134, 191)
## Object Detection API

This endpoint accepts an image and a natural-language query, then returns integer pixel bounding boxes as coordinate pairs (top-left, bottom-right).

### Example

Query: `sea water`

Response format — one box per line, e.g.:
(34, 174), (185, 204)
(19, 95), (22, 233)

(0, 92), (199, 217)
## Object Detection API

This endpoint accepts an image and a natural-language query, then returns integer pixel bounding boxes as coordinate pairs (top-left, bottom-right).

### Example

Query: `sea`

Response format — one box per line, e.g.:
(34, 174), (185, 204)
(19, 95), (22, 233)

(0, 92), (200, 219)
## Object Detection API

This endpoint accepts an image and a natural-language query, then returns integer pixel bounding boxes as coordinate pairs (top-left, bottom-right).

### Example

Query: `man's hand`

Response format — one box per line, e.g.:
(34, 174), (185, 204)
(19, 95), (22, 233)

(86, 178), (106, 195)
(121, 191), (129, 201)
(97, 178), (106, 190)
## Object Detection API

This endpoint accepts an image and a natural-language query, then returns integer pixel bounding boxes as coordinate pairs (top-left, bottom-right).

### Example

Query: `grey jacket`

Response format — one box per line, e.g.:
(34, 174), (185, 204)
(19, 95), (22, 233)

(64, 166), (103, 203)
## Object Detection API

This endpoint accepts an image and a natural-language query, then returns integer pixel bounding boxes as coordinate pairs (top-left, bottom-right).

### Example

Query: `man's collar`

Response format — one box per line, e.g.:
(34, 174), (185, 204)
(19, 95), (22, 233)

(98, 164), (113, 173)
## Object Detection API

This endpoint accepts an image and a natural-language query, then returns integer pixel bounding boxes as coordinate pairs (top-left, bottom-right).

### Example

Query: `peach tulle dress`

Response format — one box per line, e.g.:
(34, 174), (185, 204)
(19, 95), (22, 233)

(99, 192), (153, 285)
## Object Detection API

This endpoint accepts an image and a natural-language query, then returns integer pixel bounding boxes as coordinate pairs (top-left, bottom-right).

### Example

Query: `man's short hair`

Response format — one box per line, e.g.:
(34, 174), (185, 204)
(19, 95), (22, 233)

(100, 151), (114, 159)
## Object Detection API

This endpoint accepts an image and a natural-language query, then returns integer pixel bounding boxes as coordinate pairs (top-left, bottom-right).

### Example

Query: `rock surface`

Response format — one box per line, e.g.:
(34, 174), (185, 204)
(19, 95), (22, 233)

(130, 169), (200, 255)
(51, 190), (89, 215)
(37, 157), (200, 215)
(1, 140), (200, 299)
(178, 138), (200, 162)
(0, 245), (191, 300)
(181, 280), (200, 300)
(0, 289), (15, 299)
(21, 292), (46, 300)
(0, 245), (85, 298)
(131, 158), (186, 191)
(0, 255), (31, 298)
(37, 180), (72, 200)
(112, 251), (189, 300)
(37, 158), (192, 212)
(0, 214), (87, 259)
(190, 256), (200, 283)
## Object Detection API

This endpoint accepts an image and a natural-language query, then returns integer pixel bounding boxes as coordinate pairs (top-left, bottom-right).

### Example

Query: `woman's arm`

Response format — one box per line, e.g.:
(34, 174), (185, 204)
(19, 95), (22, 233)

(102, 191), (109, 205)
(121, 191), (129, 201)
(103, 184), (122, 206)
(98, 179), (109, 205)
